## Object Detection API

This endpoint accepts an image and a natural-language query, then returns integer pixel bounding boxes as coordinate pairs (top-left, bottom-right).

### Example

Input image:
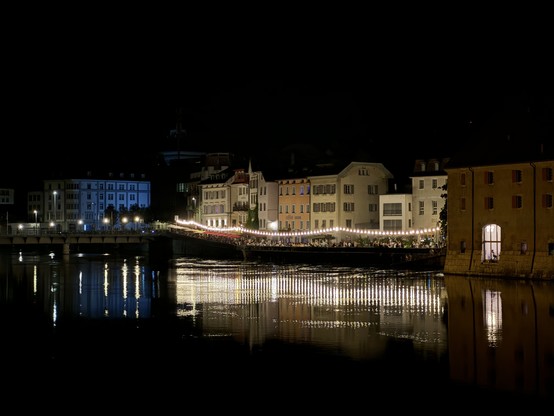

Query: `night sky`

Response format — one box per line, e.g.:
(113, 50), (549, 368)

(3, 22), (553, 188)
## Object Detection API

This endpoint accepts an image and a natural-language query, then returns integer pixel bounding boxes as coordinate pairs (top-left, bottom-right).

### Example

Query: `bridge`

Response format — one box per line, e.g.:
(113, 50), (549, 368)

(0, 232), (156, 254)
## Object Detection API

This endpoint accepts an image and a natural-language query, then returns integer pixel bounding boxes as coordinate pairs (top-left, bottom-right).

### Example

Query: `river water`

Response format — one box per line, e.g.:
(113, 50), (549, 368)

(1, 248), (552, 410)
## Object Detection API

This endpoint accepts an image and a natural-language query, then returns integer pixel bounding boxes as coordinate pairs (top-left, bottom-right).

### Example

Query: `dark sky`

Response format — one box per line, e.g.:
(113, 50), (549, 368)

(3, 22), (553, 187)
(11, 78), (550, 180)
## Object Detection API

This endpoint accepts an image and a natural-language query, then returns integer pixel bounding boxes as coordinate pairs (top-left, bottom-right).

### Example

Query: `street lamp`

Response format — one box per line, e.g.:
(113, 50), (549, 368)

(34, 210), (38, 235)
(52, 191), (57, 232)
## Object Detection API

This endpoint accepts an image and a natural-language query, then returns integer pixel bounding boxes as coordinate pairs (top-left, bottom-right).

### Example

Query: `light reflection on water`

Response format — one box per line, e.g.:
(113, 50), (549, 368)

(170, 258), (448, 361)
(1, 251), (552, 406)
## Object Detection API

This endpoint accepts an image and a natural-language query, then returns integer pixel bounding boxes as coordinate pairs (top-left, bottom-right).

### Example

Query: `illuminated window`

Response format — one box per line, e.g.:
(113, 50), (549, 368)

(482, 224), (501, 262)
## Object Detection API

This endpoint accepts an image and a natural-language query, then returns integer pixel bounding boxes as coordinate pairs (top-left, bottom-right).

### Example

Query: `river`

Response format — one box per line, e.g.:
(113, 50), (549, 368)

(1, 247), (552, 410)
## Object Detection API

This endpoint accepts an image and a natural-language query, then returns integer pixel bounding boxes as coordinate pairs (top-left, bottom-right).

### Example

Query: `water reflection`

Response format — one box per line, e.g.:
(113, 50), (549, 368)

(169, 259), (448, 362)
(445, 275), (554, 400)
(1, 251), (552, 407)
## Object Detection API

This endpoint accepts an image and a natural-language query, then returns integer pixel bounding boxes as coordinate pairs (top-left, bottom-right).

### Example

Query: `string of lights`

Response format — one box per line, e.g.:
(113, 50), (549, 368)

(174, 219), (438, 239)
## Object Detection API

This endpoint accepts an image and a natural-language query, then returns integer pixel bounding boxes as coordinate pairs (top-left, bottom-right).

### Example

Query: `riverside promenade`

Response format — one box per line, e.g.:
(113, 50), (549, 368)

(166, 226), (446, 269)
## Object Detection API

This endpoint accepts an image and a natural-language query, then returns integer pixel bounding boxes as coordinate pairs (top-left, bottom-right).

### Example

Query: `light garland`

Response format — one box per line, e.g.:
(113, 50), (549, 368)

(174, 219), (438, 239)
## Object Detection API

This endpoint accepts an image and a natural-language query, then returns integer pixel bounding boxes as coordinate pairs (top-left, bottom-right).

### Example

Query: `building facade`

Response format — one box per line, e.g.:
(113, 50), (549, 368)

(410, 158), (448, 231)
(444, 160), (554, 278)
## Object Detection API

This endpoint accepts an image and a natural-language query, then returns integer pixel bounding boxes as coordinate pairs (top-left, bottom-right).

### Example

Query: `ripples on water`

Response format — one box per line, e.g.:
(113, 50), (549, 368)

(1, 251), (552, 409)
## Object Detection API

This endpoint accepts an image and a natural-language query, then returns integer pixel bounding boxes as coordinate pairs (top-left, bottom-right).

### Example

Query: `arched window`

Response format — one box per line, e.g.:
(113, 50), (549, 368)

(482, 224), (501, 262)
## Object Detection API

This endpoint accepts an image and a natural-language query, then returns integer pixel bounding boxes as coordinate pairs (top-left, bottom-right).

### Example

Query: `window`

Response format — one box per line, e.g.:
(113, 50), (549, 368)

(419, 179), (424, 190)
(368, 185), (378, 194)
(512, 170), (522, 183)
(344, 184), (354, 194)
(543, 194), (553, 208)
(520, 242), (528, 255)
(432, 179), (438, 189)
(432, 200), (438, 215)
(485, 171), (494, 185)
(461, 198), (466, 211)
(482, 224), (501, 262)
(383, 203), (402, 216)
(485, 197), (494, 210)
(346, 219), (352, 228)
(461, 173), (466, 186)
(343, 202), (355, 212)
(383, 219), (402, 231)
(543, 167), (553, 182)
(512, 195), (522, 209)
(419, 201), (424, 215)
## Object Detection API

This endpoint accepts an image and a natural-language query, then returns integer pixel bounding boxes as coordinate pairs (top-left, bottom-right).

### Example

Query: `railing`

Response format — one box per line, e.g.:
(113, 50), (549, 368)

(0, 230), (159, 246)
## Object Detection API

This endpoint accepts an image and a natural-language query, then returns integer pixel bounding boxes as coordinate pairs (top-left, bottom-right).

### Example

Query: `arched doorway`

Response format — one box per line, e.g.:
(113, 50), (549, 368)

(482, 224), (501, 262)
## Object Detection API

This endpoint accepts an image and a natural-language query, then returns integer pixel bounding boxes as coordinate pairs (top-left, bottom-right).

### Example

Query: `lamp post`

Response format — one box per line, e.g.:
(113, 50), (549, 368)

(34, 210), (38, 235)
(52, 191), (57, 232)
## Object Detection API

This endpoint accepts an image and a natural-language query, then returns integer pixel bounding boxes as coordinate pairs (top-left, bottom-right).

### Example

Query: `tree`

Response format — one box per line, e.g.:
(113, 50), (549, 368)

(245, 204), (259, 229)
(438, 182), (447, 245)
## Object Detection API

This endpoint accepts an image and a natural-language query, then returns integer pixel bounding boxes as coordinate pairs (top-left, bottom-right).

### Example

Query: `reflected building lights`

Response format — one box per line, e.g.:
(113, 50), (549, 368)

(173, 264), (447, 343)
(483, 289), (503, 347)
(33, 265), (38, 295)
